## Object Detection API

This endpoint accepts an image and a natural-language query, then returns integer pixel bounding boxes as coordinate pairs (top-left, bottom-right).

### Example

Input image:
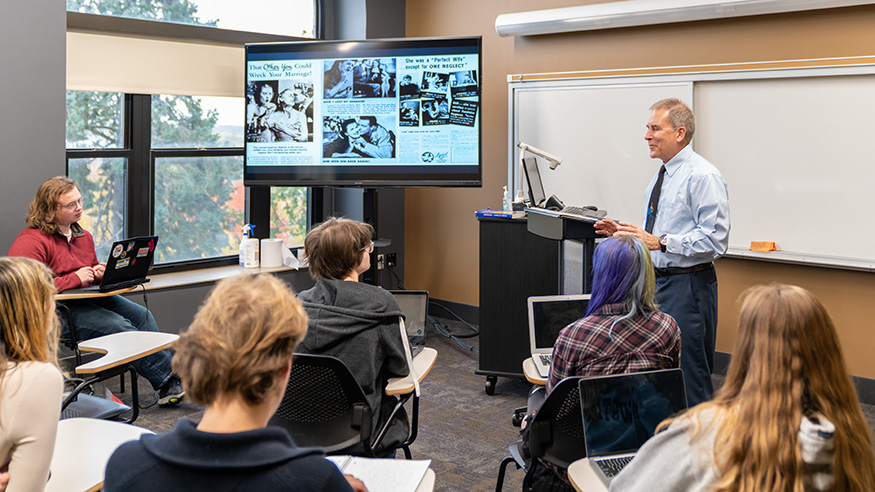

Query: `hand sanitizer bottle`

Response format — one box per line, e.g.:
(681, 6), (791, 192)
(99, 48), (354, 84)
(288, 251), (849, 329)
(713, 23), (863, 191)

(239, 224), (250, 267)
(244, 225), (260, 268)
(502, 186), (512, 213)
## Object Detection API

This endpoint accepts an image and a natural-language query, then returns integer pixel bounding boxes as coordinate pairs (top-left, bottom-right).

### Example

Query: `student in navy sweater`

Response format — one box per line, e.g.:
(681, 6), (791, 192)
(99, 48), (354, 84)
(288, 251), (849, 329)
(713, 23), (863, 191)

(104, 274), (367, 492)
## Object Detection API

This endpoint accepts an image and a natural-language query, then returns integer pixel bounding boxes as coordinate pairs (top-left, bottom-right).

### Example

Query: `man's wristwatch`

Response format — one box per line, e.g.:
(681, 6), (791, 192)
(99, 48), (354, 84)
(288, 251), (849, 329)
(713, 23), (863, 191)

(659, 234), (667, 253)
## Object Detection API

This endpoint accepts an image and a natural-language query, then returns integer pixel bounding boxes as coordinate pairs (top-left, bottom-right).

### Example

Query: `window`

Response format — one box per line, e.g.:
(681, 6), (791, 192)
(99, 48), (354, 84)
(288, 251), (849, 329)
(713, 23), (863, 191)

(67, 0), (316, 38)
(65, 1), (315, 266)
(271, 187), (308, 247)
(66, 91), (309, 266)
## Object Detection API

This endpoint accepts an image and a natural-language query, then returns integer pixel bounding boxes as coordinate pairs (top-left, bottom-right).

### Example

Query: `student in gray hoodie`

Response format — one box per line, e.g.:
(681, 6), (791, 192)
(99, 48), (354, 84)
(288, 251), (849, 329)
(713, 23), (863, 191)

(297, 218), (410, 457)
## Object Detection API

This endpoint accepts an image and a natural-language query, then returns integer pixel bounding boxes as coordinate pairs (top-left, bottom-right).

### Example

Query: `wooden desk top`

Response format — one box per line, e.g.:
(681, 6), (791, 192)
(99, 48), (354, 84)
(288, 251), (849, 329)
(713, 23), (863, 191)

(46, 417), (153, 492)
(523, 357), (547, 385)
(385, 348), (437, 396)
(567, 458), (609, 492)
(75, 331), (179, 374)
(56, 285), (135, 300)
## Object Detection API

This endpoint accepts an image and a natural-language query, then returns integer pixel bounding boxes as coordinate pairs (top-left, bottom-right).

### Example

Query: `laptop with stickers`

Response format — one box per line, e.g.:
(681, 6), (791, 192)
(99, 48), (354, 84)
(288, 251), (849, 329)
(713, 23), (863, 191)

(83, 236), (159, 292)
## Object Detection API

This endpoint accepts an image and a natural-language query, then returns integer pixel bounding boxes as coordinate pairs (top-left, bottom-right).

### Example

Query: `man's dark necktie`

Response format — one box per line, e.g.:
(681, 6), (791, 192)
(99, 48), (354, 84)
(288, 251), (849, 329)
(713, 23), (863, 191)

(645, 165), (666, 234)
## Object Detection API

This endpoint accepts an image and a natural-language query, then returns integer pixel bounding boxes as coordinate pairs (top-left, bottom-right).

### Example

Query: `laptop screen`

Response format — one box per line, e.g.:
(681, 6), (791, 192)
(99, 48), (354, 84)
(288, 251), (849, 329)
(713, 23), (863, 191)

(390, 290), (429, 339)
(580, 369), (688, 457)
(523, 156), (546, 207)
(528, 295), (590, 351)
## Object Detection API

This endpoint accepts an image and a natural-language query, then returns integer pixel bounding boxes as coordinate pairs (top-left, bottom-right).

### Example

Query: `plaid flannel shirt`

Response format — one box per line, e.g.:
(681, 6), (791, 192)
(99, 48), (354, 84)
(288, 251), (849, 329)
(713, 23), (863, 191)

(546, 302), (681, 393)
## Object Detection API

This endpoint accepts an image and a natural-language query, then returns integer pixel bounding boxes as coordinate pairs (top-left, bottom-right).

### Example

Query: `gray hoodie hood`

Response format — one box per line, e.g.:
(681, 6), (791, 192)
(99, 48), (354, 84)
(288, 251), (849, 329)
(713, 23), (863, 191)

(298, 279), (404, 351)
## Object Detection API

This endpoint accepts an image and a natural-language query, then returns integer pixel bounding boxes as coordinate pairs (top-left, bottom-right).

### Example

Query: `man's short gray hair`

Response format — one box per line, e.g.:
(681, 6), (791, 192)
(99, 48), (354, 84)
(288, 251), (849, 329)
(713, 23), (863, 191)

(650, 98), (695, 145)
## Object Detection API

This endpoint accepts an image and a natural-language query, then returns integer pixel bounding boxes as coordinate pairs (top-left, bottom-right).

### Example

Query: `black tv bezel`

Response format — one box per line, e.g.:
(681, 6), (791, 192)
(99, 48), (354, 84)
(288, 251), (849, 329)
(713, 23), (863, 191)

(244, 36), (482, 188)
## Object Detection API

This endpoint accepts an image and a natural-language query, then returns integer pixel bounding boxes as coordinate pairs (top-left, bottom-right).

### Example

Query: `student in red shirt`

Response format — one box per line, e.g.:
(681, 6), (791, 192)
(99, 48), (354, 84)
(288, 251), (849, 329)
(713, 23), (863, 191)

(8, 176), (183, 406)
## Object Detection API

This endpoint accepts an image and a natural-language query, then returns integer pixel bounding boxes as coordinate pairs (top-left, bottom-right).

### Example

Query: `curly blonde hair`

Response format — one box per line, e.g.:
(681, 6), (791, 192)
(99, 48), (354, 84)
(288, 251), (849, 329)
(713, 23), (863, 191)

(172, 274), (308, 406)
(26, 176), (78, 235)
(661, 283), (875, 492)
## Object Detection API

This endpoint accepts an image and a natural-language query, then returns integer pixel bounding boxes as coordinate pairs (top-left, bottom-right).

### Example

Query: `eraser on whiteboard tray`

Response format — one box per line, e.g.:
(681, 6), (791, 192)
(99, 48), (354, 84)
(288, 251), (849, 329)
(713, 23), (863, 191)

(749, 241), (777, 252)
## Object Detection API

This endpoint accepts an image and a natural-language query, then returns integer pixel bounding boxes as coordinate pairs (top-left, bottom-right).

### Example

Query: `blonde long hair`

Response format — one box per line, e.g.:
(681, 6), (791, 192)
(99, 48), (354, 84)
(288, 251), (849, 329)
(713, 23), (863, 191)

(0, 257), (59, 380)
(663, 283), (875, 491)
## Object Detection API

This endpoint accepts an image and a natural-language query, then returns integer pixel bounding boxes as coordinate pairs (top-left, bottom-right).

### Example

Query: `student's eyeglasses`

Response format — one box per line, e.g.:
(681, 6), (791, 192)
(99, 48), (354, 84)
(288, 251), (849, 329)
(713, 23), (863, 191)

(61, 198), (84, 210)
(361, 241), (375, 253)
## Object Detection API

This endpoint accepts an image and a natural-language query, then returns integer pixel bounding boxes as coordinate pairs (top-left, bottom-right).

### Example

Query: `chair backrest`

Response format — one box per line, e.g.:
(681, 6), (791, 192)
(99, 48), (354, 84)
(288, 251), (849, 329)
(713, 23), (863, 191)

(269, 353), (373, 453)
(528, 376), (586, 468)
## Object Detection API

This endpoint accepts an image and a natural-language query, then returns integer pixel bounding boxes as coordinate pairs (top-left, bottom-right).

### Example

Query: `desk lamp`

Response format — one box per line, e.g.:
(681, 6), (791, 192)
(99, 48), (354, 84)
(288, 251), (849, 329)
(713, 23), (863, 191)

(517, 142), (564, 205)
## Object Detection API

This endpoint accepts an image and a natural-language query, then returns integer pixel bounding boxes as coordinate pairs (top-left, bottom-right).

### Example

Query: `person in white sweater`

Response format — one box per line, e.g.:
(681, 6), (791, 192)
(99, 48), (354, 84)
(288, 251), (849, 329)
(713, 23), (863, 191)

(0, 257), (64, 492)
(611, 283), (875, 492)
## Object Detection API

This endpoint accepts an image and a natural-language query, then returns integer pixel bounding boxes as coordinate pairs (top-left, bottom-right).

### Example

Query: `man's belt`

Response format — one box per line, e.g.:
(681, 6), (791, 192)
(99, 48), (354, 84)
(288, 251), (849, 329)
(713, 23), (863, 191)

(654, 262), (714, 278)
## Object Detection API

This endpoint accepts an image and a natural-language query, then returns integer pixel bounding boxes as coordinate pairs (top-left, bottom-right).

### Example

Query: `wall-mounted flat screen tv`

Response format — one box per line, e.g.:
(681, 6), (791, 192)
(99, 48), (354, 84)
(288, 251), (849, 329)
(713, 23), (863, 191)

(244, 36), (482, 188)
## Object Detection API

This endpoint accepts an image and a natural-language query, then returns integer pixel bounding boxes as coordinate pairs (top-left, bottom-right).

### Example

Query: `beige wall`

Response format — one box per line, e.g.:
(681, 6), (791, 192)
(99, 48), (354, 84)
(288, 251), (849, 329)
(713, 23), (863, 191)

(404, 1), (875, 378)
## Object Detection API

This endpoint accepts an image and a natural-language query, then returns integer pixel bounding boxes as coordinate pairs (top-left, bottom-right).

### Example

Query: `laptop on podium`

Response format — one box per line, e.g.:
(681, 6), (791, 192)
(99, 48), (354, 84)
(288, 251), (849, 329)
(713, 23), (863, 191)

(522, 156), (606, 220)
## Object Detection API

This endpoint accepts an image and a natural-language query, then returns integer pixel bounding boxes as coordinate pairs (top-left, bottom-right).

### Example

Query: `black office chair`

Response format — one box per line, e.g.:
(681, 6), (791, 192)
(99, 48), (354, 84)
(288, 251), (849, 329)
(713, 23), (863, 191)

(270, 353), (418, 458)
(495, 376), (586, 492)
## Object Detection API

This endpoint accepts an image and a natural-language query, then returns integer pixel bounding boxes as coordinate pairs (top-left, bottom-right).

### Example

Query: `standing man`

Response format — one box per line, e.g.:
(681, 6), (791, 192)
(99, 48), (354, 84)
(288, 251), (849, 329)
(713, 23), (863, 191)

(9, 176), (184, 406)
(594, 98), (729, 405)
(353, 116), (394, 158)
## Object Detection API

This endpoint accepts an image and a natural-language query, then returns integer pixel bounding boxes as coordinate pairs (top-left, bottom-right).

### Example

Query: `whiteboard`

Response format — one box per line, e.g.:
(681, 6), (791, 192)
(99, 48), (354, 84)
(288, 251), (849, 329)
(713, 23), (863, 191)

(514, 82), (692, 226)
(509, 66), (875, 270)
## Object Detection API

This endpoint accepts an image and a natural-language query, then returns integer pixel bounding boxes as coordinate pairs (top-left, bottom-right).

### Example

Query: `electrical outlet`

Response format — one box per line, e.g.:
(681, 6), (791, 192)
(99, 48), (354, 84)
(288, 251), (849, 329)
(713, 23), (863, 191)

(376, 254), (385, 270)
(386, 253), (397, 268)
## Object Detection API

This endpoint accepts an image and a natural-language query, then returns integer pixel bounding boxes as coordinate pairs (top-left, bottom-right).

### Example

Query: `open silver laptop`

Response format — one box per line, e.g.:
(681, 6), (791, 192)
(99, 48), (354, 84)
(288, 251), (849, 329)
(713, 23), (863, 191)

(390, 290), (428, 357)
(527, 294), (590, 378)
(580, 368), (688, 487)
(522, 156), (606, 220)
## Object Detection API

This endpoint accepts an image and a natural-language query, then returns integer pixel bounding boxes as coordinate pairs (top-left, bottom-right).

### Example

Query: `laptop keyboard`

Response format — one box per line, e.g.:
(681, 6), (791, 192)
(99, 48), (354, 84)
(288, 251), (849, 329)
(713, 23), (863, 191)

(595, 456), (634, 477)
(561, 206), (590, 216)
(561, 206), (606, 218)
(538, 354), (552, 366)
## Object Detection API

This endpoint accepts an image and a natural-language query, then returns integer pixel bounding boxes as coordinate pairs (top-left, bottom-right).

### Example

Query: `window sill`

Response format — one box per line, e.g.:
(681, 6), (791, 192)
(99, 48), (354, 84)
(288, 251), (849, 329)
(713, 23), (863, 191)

(141, 264), (304, 292)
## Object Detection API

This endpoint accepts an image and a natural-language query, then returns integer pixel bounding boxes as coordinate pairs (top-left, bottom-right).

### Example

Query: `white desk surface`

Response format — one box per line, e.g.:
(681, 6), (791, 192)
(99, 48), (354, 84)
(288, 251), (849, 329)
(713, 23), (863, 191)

(567, 458), (609, 492)
(46, 417), (153, 492)
(75, 331), (179, 374)
(522, 357), (547, 385)
(385, 348), (437, 396)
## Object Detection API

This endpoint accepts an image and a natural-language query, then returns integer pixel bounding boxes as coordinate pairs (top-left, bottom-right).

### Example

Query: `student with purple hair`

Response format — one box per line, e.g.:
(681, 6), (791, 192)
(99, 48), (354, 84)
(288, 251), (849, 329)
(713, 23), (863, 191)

(522, 236), (680, 491)
(546, 235), (681, 392)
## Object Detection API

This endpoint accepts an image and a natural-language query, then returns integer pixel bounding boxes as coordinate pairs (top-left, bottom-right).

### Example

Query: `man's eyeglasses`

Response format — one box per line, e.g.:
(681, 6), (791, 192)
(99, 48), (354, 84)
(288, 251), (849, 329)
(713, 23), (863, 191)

(61, 198), (84, 210)
(361, 241), (375, 253)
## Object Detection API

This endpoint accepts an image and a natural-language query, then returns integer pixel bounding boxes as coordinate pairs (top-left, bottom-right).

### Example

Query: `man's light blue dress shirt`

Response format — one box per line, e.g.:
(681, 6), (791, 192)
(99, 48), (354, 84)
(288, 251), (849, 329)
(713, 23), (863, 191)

(643, 144), (730, 269)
